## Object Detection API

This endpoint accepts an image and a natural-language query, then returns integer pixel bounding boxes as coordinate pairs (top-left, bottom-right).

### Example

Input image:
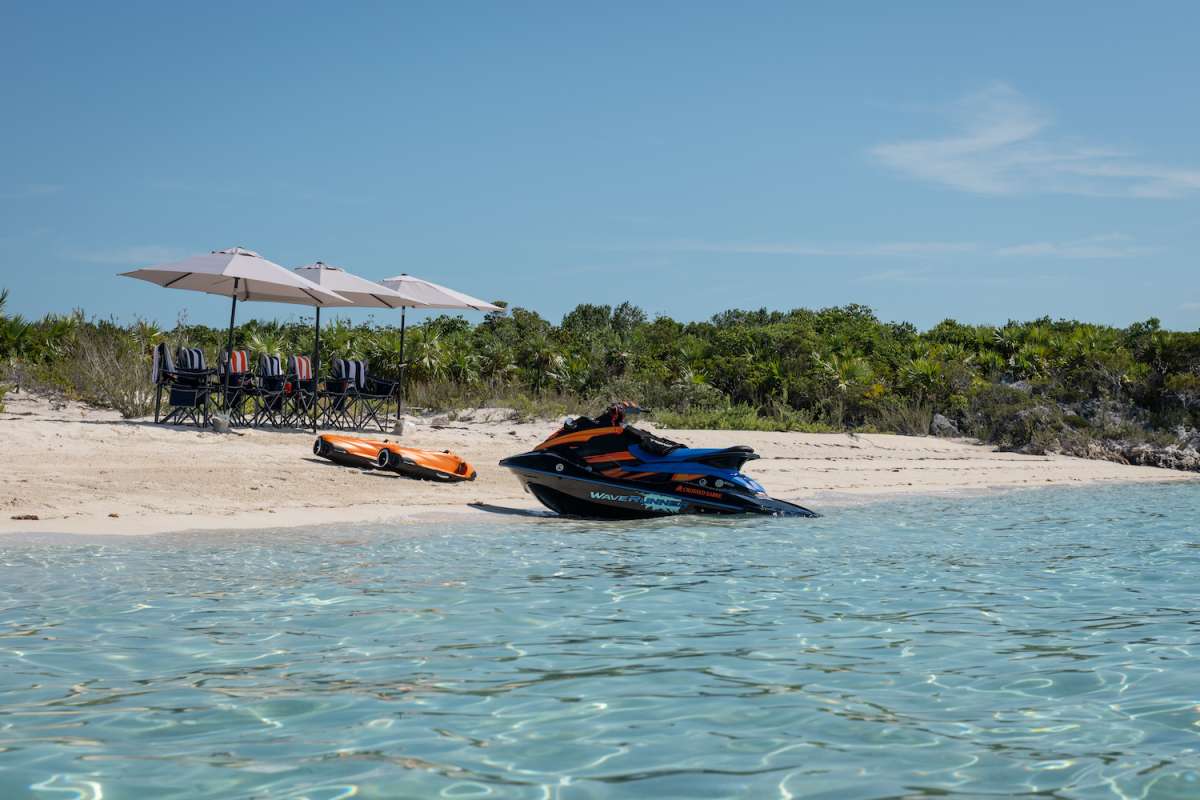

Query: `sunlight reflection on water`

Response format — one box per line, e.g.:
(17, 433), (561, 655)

(1, 483), (1199, 799)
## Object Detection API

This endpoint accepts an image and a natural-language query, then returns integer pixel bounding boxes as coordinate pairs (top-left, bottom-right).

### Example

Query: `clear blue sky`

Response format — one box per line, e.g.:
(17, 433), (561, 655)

(2, 2), (1197, 330)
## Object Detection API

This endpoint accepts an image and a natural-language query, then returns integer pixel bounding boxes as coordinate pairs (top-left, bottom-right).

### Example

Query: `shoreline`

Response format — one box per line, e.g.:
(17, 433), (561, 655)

(2, 478), (1192, 540)
(3, 391), (1196, 538)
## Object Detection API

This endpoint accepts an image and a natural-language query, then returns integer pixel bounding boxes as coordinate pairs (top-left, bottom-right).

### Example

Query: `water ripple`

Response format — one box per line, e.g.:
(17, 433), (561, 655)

(2, 483), (1199, 798)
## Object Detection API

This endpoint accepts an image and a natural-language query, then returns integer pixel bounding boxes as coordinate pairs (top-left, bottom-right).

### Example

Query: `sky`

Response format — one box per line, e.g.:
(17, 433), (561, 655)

(1, 1), (1198, 330)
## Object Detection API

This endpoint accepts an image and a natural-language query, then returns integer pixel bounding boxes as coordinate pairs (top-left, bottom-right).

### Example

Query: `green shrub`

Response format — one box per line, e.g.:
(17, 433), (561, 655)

(55, 324), (155, 418)
(866, 396), (934, 436)
(963, 384), (1040, 445)
(1064, 414), (1091, 430)
(654, 403), (835, 433)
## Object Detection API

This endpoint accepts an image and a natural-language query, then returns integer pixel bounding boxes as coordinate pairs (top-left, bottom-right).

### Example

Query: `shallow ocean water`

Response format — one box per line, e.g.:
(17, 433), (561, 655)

(2, 483), (1199, 799)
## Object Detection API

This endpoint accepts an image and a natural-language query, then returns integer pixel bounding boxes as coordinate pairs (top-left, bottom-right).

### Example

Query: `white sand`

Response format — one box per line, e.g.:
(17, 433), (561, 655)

(1, 391), (1194, 536)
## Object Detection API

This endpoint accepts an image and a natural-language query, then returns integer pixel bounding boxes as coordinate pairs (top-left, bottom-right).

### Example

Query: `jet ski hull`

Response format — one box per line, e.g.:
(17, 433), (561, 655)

(500, 451), (818, 519)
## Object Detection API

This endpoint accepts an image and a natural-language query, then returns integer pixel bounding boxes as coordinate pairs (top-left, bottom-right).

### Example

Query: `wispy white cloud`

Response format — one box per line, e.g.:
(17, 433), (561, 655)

(992, 234), (1154, 259)
(150, 179), (374, 206)
(861, 268), (1067, 289)
(856, 267), (936, 283)
(67, 245), (191, 266)
(870, 83), (1200, 198)
(627, 234), (1154, 260)
(0, 183), (63, 201)
(641, 240), (978, 257)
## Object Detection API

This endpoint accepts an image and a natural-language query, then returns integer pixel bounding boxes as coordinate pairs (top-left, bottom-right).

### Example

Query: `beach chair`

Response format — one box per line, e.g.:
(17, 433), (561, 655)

(217, 349), (253, 425)
(286, 354), (318, 428)
(354, 360), (399, 432)
(320, 358), (397, 431)
(320, 357), (360, 429)
(152, 343), (213, 427)
(251, 353), (287, 427)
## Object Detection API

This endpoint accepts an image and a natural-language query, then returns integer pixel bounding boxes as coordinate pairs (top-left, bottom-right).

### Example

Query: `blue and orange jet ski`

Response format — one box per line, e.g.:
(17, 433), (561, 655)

(499, 404), (818, 519)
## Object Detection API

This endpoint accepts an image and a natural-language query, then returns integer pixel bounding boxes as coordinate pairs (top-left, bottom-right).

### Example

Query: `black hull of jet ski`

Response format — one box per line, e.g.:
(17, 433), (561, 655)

(500, 452), (819, 520)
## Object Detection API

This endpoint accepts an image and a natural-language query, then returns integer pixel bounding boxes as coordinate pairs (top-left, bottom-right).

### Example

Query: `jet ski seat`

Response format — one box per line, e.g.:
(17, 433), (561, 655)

(629, 443), (759, 469)
(660, 445), (755, 461)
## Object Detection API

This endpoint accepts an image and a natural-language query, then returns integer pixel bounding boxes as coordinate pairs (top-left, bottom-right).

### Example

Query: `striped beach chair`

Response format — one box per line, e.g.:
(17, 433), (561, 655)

(153, 343), (213, 427)
(287, 354), (318, 427)
(252, 353), (287, 427)
(355, 360), (398, 432)
(321, 358), (397, 431)
(218, 349), (253, 425)
(321, 357), (362, 429)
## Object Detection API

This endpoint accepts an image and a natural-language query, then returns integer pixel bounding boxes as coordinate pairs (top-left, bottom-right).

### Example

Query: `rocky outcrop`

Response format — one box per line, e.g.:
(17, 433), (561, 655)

(978, 402), (1200, 471)
(1173, 426), (1200, 451)
(930, 413), (960, 437)
(1079, 440), (1200, 471)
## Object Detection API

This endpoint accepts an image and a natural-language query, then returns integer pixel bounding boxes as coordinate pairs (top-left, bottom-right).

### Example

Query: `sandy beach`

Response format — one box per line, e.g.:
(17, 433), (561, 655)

(1, 390), (1194, 536)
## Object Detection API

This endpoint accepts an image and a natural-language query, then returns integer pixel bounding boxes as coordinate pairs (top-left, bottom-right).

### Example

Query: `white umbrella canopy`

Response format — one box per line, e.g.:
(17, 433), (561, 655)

(376, 273), (504, 434)
(379, 273), (504, 312)
(293, 262), (415, 308)
(121, 247), (349, 307)
(119, 247), (350, 424)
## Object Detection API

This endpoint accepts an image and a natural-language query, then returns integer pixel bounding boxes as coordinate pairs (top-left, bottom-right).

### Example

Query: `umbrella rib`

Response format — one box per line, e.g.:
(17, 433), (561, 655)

(301, 287), (323, 305)
(163, 272), (192, 288)
(373, 294), (397, 309)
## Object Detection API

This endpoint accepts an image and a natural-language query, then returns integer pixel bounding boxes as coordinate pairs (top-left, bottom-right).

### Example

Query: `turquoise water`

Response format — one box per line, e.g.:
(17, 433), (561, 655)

(2, 484), (1199, 799)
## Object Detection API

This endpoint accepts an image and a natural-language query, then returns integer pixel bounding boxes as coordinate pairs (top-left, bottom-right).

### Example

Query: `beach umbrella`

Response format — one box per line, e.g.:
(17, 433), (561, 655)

(378, 274), (505, 431)
(120, 247), (349, 415)
(293, 262), (418, 432)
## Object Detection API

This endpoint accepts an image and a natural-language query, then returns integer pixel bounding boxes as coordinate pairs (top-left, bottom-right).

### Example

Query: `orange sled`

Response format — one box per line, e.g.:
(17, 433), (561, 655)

(313, 434), (477, 482)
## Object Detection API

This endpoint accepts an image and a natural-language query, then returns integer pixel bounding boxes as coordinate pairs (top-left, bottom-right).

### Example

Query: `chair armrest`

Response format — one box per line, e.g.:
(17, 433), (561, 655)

(366, 377), (400, 393)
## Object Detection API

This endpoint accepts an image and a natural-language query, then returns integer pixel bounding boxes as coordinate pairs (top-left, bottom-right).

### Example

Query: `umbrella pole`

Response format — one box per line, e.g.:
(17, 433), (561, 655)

(312, 306), (321, 434)
(397, 306), (407, 435)
(223, 279), (239, 417)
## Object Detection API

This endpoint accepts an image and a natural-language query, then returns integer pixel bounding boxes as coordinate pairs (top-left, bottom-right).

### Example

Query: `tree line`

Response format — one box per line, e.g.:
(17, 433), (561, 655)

(3, 289), (1199, 457)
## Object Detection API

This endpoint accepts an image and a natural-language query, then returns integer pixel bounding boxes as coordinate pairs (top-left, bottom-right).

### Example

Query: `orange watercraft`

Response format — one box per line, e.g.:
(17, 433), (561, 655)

(313, 434), (476, 482)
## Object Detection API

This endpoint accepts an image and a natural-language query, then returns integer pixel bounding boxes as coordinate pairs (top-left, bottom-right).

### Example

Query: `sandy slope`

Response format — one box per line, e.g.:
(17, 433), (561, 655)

(1, 391), (1194, 536)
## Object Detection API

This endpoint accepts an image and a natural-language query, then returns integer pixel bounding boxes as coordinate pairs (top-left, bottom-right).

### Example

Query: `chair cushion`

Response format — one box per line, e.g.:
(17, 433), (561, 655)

(177, 347), (206, 370)
(259, 354), (283, 377)
(151, 343), (174, 384)
(289, 355), (313, 380)
(221, 350), (249, 375)
(333, 358), (368, 389)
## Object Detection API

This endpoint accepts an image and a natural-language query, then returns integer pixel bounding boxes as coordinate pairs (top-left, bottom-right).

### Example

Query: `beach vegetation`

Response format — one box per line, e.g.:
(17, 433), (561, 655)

(2, 290), (1199, 463)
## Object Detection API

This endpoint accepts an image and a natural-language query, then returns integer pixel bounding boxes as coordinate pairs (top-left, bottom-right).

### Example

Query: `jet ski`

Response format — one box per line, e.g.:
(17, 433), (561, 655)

(313, 434), (476, 482)
(499, 403), (818, 519)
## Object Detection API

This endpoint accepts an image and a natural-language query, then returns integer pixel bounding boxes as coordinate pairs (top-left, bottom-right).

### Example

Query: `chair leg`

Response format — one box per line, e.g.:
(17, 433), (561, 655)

(359, 398), (382, 432)
(199, 389), (210, 428)
(290, 393), (305, 429)
(252, 392), (271, 427)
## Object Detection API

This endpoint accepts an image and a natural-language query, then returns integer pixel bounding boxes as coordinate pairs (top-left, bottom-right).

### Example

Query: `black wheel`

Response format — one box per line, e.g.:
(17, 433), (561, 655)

(313, 438), (326, 457)
(376, 449), (392, 469)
